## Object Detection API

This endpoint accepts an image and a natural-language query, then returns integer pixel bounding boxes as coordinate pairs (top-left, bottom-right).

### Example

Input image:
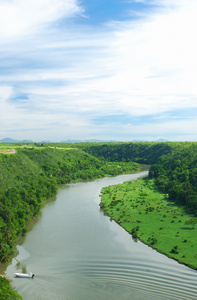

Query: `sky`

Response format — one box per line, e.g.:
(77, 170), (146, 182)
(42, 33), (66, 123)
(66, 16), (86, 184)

(0, 0), (197, 142)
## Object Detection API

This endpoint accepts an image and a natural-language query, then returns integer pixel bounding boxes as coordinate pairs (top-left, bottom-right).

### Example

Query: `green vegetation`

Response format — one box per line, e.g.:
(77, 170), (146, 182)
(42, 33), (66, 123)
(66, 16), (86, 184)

(149, 142), (197, 211)
(1, 141), (197, 265)
(0, 276), (22, 299)
(0, 144), (139, 300)
(100, 178), (197, 270)
(0, 145), (138, 263)
(77, 141), (175, 164)
(185, 218), (197, 229)
(78, 141), (197, 213)
(2, 140), (197, 296)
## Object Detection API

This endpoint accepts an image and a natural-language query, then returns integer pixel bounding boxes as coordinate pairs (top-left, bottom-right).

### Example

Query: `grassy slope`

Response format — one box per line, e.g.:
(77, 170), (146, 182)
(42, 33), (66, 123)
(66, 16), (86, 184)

(100, 178), (197, 270)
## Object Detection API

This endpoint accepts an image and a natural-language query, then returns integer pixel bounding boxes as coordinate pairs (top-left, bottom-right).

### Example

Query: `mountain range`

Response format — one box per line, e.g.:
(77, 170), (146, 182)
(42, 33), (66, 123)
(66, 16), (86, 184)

(0, 137), (168, 143)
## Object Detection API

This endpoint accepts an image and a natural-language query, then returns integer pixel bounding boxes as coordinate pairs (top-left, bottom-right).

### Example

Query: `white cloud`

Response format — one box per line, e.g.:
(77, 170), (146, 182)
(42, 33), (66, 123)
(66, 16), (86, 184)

(102, 1), (197, 114)
(1, 0), (197, 141)
(0, 86), (25, 133)
(0, 86), (13, 102)
(0, 0), (82, 39)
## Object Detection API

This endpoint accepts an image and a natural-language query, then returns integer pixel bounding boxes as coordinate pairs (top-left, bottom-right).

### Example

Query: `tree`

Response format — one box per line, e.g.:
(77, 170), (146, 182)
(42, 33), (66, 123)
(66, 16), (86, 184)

(185, 218), (197, 229)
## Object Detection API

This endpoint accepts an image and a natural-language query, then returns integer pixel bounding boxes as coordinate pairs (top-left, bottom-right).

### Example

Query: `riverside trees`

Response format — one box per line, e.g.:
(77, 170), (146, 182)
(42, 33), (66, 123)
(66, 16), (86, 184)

(149, 143), (197, 212)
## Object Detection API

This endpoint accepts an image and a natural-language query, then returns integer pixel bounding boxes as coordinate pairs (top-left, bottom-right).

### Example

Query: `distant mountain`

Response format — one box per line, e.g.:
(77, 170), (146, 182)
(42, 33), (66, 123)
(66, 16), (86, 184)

(131, 139), (169, 143)
(0, 137), (169, 144)
(155, 139), (168, 142)
(0, 138), (33, 143)
(60, 139), (120, 143)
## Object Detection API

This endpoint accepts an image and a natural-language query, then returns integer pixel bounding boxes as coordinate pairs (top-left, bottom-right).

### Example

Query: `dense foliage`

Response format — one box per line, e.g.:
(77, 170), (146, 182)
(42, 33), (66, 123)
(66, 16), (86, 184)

(0, 150), (57, 262)
(0, 147), (138, 263)
(78, 142), (174, 164)
(0, 276), (22, 299)
(149, 143), (197, 211)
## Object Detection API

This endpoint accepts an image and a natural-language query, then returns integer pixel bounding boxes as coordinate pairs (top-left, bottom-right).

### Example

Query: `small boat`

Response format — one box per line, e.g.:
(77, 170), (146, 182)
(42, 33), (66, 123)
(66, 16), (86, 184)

(14, 272), (34, 278)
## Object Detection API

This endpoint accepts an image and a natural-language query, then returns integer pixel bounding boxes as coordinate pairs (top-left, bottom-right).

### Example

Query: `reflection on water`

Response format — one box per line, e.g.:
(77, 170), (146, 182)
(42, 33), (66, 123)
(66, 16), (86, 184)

(5, 171), (197, 300)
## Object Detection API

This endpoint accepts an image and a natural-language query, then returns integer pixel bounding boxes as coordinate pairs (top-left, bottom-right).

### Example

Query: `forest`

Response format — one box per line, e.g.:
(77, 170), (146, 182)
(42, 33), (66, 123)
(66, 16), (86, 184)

(149, 143), (197, 210)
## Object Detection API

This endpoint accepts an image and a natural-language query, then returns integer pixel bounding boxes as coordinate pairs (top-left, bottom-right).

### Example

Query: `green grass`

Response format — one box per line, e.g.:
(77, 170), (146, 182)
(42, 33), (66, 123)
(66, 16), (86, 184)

(0, 144), (16, 153)
(0, 143), (77, 154)
(100, 178), (197, 270)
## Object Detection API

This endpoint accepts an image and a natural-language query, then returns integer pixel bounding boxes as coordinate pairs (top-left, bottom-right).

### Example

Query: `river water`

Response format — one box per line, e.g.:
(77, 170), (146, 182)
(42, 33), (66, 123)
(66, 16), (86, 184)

(5, 170), (197, 300)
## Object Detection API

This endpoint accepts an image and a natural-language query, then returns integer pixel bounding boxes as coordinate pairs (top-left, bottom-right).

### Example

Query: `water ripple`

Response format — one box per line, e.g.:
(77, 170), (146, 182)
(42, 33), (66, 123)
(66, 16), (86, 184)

(62, 257), (197, 300)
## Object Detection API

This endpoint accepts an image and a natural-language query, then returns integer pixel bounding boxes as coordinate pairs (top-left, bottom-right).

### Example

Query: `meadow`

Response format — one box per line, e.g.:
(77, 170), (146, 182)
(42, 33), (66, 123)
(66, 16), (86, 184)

(100, 177), (197, 270)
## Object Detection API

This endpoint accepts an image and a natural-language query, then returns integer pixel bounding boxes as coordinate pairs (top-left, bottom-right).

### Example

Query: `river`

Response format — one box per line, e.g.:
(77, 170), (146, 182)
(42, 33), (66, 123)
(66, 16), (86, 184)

(5, 170), (197, 300)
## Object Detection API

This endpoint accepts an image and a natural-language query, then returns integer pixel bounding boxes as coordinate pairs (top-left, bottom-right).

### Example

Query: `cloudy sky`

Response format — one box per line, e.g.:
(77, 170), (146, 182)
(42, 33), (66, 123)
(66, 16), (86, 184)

(0, 0), (197, 142)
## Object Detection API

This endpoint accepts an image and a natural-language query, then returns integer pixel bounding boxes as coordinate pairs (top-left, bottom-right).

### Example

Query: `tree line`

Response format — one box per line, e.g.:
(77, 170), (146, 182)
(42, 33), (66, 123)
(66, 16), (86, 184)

(149, 143), (197, 211)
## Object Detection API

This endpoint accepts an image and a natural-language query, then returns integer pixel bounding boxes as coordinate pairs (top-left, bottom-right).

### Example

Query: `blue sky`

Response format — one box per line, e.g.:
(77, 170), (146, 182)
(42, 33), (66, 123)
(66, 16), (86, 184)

(0, 0), (197, 142)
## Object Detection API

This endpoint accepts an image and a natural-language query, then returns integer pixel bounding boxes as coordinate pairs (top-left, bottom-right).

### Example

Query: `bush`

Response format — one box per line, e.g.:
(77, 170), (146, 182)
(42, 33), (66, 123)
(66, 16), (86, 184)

(147, 237), (158, 245)
(170, 245), (179, 254)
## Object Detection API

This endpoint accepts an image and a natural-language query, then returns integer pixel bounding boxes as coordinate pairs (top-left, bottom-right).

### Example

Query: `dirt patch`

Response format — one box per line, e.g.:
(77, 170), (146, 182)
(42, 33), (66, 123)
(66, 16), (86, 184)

(0, 149), (16, 154)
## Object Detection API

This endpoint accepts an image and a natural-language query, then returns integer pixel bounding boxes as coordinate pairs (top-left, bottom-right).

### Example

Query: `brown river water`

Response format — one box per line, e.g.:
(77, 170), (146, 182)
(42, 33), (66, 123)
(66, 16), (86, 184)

(5, 170), (197, 300)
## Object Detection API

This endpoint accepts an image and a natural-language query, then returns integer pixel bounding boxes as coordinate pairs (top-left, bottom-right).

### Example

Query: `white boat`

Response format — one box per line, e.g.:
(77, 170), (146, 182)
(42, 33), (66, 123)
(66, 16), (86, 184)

(14, 272), (34, 278)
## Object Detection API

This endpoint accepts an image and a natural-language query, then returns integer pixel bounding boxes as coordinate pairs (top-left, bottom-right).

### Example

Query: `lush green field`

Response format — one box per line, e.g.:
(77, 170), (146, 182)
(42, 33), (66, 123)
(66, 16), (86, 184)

(100, 177), (197, 270)
(0, 143), (74, 154)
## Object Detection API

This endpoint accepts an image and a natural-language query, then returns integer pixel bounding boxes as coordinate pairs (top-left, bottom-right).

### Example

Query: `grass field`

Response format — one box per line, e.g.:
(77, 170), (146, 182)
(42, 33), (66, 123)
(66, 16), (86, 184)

(100, 177), (197, 270)
(0, 143), (75, 154)
(0, 143), (28, 154)
(0, 144), (16, 153)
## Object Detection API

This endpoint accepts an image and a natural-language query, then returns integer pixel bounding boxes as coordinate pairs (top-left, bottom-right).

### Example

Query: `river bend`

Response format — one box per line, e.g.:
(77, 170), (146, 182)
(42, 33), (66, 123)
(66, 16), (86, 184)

(5, 171), (197, 300)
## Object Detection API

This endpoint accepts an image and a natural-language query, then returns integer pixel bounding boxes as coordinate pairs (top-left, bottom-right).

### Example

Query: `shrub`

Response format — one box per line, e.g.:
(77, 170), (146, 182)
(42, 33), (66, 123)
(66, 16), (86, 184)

(147, 237), (158, 245)
(170, 245), (179, 254)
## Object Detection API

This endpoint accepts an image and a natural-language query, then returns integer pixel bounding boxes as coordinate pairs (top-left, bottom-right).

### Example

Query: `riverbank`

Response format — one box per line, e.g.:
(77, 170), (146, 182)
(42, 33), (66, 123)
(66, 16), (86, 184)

(100, 177), (197, 270)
